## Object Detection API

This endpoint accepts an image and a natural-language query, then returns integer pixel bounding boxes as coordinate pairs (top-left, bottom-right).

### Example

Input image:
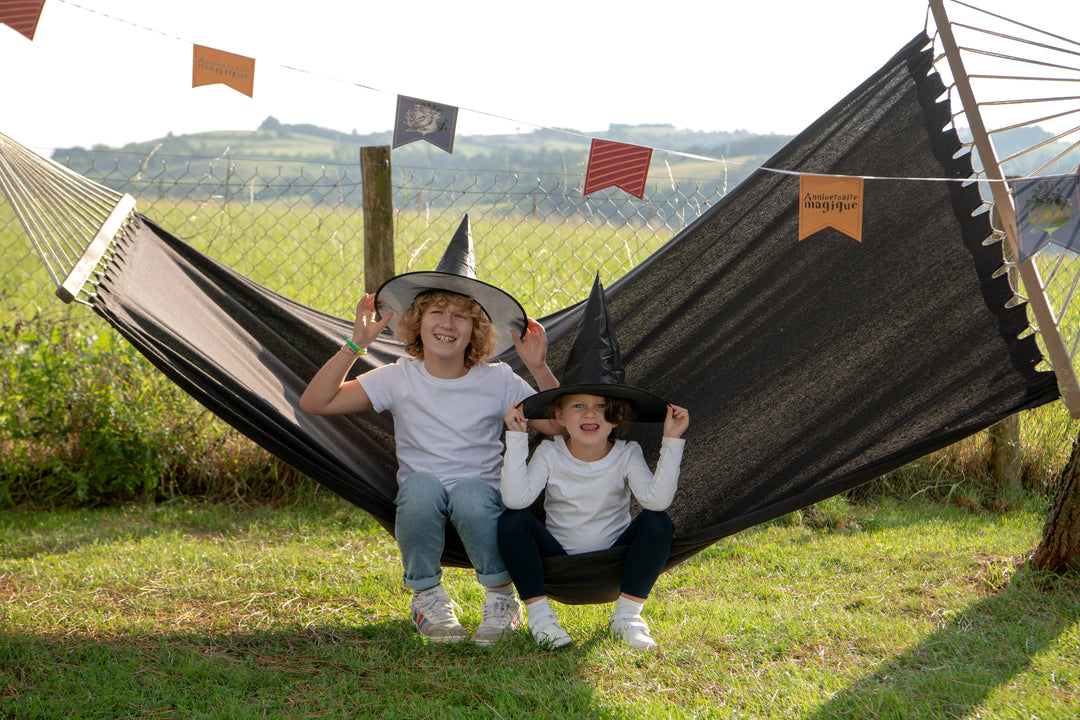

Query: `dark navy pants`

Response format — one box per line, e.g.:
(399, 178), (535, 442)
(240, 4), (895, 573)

(497, 508), (673, 600)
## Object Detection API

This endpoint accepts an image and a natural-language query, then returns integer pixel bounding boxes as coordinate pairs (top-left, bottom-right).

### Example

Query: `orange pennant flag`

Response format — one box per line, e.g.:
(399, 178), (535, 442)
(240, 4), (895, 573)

(1, 0), (46, 40)
(798, 174), (864, 242)
(192, 44), (255, 98)
(583, 139), (653, 199)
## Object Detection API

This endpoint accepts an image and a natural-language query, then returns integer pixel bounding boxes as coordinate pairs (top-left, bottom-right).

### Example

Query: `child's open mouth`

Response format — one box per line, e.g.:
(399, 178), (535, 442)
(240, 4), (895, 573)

(434, 333), (456, 344)
(580, 423), (600, 432)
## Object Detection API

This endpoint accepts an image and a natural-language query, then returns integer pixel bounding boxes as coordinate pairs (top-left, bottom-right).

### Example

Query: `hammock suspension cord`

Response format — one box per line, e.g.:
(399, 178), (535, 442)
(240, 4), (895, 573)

(930, 0), (1080, 415)
(0, 132), (135, 305)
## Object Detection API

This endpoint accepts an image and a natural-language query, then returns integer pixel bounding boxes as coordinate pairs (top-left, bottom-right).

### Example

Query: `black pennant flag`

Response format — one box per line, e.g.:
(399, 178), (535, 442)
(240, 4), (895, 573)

(392, 95), (459, 154)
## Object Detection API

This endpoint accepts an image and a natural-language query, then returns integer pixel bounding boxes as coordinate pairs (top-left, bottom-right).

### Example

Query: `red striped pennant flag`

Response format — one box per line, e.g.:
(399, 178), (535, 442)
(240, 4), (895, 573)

(583, 139), (653, 199)
(1, 0), (47, 40)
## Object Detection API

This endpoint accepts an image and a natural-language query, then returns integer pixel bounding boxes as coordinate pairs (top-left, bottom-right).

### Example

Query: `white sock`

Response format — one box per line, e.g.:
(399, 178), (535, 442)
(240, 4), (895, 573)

(526, 597), (555, 624)
(613, 596), (645, 619)
(485, 583), (515, 599)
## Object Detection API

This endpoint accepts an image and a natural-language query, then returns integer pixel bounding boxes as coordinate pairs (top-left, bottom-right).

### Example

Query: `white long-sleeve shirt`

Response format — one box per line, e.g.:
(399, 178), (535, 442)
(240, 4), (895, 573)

(500, 432), (685, 555)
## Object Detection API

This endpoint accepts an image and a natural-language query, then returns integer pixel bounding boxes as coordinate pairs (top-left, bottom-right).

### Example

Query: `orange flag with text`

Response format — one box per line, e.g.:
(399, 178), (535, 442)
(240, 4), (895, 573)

(798, 174), (864, 242)
(192, 44), (255, 98)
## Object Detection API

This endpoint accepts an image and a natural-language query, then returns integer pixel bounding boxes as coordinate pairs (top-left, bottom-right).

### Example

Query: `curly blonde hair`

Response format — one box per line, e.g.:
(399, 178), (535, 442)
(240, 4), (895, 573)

(394, 291), (497, 368)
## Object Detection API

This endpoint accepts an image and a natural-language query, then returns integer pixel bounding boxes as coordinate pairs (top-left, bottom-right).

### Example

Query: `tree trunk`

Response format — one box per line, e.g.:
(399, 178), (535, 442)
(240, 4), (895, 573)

(1031, 432), (1080, 573)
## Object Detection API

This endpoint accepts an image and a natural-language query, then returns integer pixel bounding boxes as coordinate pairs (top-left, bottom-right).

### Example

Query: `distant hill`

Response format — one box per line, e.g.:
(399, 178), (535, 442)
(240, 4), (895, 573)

(48, 118), (1074, 217)
(52, 117), (791, 184)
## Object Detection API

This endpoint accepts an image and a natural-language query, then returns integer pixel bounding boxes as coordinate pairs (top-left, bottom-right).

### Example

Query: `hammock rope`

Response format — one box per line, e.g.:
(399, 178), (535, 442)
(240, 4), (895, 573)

(929, 0), (1080, 414)
(0, 132), (135, 304)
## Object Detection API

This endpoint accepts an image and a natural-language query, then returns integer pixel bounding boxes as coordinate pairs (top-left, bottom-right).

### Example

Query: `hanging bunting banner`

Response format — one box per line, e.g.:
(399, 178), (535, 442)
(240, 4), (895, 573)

(583, 139), (653, 199)
(798, 174), (864, 242)
(0, 0), (46, 40)
(1011, 172), (1080, 262)
(392, 96), (459, 153)
(192, 44), (255, 98)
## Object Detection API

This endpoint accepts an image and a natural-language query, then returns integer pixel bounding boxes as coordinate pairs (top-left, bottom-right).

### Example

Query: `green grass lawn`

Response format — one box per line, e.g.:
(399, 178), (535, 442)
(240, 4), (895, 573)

(2, 495), (1077, 719)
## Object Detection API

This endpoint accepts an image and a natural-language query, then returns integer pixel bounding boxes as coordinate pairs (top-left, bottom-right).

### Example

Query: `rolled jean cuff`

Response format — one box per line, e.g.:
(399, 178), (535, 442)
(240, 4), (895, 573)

(402, 569), (442, 592)
(476, 569), (511, 588)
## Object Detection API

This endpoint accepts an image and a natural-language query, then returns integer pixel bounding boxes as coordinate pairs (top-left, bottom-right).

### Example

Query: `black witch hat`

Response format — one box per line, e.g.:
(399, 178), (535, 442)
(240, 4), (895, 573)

(522, 273), (668, 422)
(374, 214), (527, 356)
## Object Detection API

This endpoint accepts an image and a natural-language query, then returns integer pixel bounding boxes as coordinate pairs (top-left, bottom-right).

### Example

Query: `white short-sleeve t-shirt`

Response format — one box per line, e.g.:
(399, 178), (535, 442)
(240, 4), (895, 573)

(361, 357), (534, 490)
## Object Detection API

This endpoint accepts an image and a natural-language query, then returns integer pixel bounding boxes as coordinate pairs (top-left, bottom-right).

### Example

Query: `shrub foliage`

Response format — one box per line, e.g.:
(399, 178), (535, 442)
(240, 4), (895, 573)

(0, 312), (311, 508)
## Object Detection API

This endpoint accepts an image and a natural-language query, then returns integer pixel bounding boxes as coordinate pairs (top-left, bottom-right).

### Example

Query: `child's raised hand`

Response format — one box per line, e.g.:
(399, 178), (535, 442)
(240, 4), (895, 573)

(663, 404), (689, 439)
(504, 402), (528, 432)
(352, 292), (394, 348)
(512, 318), (548, 372)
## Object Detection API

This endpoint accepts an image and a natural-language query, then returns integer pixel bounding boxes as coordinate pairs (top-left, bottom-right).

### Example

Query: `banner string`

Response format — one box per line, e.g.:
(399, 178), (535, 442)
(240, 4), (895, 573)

(44, 0), (1080, 187)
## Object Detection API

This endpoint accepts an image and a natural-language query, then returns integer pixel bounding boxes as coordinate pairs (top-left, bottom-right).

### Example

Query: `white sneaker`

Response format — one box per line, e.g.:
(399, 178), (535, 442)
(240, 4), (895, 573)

(410, 586), (468, 643)
(471, 593), (523, 646)
(529, 613), (572, 649)
(609, 613), (657, 650)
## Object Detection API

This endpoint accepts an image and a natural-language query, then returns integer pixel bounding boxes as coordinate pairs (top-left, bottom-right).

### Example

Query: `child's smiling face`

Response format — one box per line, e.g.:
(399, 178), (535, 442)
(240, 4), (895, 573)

(419, 299), (474, 361)
(554, 393), (616, 452)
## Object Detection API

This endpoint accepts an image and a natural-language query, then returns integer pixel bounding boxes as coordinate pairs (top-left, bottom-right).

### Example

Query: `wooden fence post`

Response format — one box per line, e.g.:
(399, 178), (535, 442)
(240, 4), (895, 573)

(360, 146), (394, 293)
(987, 415), (1022, 488)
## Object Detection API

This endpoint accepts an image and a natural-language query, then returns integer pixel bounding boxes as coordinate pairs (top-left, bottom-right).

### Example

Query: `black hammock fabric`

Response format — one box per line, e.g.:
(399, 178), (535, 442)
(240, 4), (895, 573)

(89, 33), (1058, 605)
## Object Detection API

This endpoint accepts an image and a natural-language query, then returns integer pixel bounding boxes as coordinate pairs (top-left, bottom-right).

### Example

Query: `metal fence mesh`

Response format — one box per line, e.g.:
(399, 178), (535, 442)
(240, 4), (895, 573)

(1, 148), (1078, 486)
(0, 154), (721, 321)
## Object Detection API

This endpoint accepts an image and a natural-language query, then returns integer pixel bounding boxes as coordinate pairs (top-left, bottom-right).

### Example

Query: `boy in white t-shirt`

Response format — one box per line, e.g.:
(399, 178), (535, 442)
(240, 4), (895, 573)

(300, 216), (558, 645)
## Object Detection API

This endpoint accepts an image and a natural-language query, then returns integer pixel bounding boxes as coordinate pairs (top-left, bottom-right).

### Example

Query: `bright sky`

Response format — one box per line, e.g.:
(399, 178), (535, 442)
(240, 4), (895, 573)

(1, 0), (1078, 155)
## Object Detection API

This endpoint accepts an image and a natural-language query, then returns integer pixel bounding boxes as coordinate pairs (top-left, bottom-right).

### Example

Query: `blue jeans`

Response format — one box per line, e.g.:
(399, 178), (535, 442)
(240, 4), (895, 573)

(498, 508), (674, 600)
(394, 472), (510, 591)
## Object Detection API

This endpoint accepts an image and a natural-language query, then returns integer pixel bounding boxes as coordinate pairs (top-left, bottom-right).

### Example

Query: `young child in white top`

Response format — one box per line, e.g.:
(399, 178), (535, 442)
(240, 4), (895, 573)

(497, 272), (689, 650)
(500, 395), (687, 649)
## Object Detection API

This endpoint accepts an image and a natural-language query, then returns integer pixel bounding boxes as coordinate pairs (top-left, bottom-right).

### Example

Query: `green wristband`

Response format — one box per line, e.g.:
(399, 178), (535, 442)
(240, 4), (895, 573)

(343, 339), (366, 355)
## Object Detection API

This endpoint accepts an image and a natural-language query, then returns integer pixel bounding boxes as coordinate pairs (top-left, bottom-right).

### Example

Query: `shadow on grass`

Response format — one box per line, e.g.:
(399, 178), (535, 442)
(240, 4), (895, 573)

(0, 620), (615, 720)
(804, 567), (1080, 719)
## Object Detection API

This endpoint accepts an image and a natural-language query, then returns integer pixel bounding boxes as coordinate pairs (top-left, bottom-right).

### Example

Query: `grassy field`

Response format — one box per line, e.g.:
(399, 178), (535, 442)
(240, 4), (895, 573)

(0, 197), (673, 321)
(3, 172), (1080, 718)
(1, 495), (1078, 719)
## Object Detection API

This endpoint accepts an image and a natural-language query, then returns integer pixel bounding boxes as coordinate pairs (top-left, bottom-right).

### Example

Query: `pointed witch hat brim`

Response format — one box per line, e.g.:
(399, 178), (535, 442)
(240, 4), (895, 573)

(374, 214), (527, 357)
(522, 273), (669, 422)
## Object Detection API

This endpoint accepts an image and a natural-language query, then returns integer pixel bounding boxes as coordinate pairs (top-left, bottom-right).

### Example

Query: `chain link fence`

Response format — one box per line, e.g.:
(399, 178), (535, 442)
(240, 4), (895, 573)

(1, 148), (1077, 488)
(0, 151), (722, 321)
